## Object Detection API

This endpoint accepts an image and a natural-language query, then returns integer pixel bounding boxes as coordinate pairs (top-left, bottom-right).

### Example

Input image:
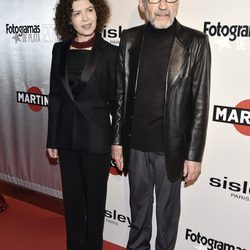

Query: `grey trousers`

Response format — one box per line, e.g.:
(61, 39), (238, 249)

(127, 148), (181, 250)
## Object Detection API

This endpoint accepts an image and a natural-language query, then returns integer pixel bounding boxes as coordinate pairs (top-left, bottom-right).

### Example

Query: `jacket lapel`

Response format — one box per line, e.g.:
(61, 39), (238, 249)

(128, 25), (146, 92)
(167, 39), (187, 86)
(80, 34), (106, 83)
(167, 21), (190, 89)
(59, 40), (75, 102)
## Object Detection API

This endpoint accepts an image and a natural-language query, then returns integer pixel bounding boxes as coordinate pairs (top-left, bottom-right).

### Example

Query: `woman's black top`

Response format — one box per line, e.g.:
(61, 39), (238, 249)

(67, 49), (91, 98)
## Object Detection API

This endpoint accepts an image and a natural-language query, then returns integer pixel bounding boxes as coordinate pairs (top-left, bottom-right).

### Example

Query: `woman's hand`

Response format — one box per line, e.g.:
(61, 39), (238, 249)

(111, 145), (124, 171)
(47, 148), (59, 163)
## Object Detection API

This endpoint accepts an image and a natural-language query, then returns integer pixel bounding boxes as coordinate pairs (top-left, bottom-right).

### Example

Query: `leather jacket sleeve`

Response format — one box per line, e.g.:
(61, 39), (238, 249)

(187, 35), (211, 162)
(111, 31), (127, 146)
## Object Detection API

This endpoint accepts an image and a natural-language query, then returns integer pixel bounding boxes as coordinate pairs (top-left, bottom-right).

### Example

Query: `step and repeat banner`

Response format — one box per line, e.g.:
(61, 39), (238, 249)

(0, 0), (249, 249)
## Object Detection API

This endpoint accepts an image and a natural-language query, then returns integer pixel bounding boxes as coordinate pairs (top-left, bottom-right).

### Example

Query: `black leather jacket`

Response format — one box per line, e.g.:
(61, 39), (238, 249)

(112, 20), (211, 182)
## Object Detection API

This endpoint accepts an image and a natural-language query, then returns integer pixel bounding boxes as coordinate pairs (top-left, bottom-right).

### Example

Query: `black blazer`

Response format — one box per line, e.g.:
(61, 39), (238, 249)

(47, 34), (118, 154)
(113, 20), (211, 182)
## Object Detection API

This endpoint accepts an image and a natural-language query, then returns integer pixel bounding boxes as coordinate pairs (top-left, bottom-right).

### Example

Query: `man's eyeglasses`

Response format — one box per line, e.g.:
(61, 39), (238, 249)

(148, 0), (177, 4)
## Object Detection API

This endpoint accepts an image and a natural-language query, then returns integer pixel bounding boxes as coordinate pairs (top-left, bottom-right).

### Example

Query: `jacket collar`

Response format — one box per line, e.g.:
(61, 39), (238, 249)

(59, 33), (106, 102)
(129, 19), (190, 92)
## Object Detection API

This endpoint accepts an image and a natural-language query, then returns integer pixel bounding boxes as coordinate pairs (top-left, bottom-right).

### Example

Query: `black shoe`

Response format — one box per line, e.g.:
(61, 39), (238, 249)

(0, 194), (8, 212)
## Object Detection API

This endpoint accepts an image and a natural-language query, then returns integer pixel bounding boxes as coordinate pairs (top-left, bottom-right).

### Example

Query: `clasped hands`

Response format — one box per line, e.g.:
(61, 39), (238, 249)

(111, 145), (124, 171)
(48, 146), (201, 187)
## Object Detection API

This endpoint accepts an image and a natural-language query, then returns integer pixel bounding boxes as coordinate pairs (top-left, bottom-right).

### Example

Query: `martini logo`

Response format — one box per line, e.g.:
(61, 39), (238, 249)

(17, 87), (48, 112)
(213, 100), (250, 136)
(204, 22), (250, 41)
(6, 23), (41, 43)
(209, 176), (250, 202)
(185, 228), (246, 250)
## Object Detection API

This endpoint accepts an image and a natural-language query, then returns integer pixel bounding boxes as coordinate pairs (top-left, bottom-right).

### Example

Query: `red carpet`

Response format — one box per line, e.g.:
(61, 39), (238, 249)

(0, 196), (125, 250)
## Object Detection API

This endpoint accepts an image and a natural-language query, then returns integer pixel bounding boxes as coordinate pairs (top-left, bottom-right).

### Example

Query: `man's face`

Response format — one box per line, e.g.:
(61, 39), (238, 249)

(139, 0), (179, 29)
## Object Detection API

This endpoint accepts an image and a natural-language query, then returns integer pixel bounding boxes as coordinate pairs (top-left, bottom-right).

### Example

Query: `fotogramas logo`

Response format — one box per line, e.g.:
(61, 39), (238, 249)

(204, 22), (250, 51)
(6, 23), (41, 44)
(41, 24), (57, 42)
(17, 86), (48, 112)
(209, 176), (250, 202)
(213, 100), (250, 136)
(204, 22), (250, 41)
(185, 228), (246, 250)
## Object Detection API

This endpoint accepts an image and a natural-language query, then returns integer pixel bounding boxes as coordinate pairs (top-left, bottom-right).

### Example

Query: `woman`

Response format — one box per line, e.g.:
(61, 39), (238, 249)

(46, 0), (117, 249)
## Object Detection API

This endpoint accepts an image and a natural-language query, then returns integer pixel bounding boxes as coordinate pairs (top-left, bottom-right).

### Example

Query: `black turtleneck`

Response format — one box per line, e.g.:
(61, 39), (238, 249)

(131, 20), (176, 152)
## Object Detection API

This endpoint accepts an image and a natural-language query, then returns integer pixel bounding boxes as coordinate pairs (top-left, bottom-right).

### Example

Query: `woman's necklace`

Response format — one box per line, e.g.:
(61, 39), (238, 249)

(71, 35), (95, 49)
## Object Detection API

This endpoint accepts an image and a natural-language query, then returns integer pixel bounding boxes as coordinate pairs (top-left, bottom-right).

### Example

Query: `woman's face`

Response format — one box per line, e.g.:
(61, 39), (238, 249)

(71, 0), (97, 41)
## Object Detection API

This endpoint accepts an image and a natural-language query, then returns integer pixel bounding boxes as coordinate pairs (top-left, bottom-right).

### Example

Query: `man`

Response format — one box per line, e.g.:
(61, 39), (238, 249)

(112, 0), (211, 249)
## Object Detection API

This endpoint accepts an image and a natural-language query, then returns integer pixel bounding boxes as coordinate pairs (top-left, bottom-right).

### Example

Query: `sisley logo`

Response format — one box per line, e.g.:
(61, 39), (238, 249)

(185, 228), (246, 250)
(105, 209), (131, 227)
(213, 100), (250, 136)
(102, 26), (123, 45)
(209, 177), (250, 202)
(204, 22), (250, 41)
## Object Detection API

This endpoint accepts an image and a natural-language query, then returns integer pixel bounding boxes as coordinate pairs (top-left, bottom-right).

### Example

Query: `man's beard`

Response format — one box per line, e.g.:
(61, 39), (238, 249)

(146, 10), (174, 29)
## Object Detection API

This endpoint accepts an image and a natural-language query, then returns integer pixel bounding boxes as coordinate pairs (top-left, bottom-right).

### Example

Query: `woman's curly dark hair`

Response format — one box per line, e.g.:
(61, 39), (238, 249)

(55, 0), (110, 40)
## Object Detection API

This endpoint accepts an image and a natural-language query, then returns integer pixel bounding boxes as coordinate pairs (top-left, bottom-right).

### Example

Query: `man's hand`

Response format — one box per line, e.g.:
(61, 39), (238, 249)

(111, 145), (124, 171)
(183, 160), (201, 187)
(47, 148), (59, 163)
